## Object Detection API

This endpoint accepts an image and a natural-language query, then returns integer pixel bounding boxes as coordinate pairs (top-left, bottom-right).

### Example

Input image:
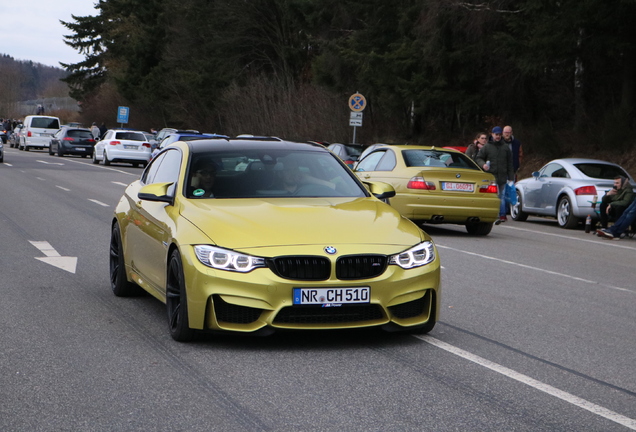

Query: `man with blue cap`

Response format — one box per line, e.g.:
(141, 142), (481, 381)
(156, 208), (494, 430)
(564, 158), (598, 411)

(476, 126), (515, 225)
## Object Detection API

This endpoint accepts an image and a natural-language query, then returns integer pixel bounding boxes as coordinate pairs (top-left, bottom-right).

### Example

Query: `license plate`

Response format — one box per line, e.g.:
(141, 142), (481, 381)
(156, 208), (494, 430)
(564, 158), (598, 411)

(40, 133), (53, 137)
(124, 145), (137, 149)
(293, 287), (370, 305)
(75, 147), (85, 151)
(441, 182), (474, 192)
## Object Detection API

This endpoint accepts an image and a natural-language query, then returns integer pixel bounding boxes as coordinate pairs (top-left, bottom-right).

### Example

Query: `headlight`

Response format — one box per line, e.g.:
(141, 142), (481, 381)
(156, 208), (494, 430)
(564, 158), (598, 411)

(194, 245), (266, 273)
(389, 241), (436, 269)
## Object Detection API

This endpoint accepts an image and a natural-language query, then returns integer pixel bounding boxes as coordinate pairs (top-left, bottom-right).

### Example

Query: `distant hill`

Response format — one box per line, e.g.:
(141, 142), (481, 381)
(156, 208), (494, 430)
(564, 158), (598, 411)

(0, 54), (71, 115)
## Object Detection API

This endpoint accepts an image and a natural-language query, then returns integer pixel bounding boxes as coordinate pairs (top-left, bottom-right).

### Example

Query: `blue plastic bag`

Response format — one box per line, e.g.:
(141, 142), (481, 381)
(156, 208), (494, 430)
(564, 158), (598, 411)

(505, 183), (518, 206)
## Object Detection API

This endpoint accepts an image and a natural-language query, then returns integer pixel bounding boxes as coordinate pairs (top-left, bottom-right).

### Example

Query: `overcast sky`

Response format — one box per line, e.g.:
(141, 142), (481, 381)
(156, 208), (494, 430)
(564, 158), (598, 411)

(0, 1), (99, 68)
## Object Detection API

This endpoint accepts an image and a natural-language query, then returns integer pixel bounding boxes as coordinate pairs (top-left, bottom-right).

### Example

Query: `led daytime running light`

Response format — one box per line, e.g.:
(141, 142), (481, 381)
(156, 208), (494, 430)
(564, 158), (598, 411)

(194, 245), (266, 273)
(389, 241), (436, 269)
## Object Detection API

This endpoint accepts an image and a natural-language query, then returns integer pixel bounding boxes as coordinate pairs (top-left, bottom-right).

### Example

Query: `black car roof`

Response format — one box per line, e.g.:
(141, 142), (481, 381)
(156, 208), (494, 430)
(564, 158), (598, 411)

(187, 138), (328, 154)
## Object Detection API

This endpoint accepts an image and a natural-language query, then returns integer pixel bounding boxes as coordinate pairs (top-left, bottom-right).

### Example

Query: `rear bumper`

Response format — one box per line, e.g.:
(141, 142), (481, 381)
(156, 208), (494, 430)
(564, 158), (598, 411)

(106, 148), (151, 163)
(392, 193), (500, 224)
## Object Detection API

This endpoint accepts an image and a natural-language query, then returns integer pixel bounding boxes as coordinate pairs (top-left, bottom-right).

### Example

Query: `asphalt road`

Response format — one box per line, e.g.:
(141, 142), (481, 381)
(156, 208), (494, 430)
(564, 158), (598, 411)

(1, 147), (635, 431)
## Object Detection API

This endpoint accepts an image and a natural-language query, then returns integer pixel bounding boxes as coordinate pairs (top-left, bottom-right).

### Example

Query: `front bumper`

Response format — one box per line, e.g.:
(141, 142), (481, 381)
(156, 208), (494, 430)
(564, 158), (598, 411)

(180, 245), (441, 333)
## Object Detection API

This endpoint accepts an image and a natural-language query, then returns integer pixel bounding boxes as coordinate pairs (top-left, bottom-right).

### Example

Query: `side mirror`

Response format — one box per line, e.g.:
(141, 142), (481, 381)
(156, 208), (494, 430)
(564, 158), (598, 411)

(138, 182), (175, 204)
(363, 181), (396, 200)
(532, 171), (540, 179)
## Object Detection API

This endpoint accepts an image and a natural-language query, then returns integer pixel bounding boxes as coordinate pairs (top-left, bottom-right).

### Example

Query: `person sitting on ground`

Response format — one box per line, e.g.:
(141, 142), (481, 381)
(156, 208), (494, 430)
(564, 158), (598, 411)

(599, 175), (634, 229)
(597, 196), (636, 240)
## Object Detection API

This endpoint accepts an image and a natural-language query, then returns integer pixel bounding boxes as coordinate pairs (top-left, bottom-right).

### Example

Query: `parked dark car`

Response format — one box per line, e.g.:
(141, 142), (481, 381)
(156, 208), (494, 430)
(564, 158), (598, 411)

(49, 127), (96, 158)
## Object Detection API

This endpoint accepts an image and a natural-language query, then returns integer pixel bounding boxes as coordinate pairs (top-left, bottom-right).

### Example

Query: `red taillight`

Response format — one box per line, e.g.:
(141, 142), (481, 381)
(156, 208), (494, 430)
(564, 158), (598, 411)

(574, 186), (596, 195)
(110, 140), (121, 146)
(86, 139), (95, 143)
(63, 137), (75, 142)
(142, 142), (151, 148)
(479, 183), (499, 193)
(407, 176), (436, 190)
(27, 131), (32, 137)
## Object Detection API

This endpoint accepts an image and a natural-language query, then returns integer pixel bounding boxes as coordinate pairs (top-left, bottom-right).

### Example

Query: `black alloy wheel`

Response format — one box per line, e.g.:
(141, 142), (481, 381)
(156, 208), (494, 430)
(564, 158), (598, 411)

(109, 223), (140, 297)
(166, 250), (195, 342)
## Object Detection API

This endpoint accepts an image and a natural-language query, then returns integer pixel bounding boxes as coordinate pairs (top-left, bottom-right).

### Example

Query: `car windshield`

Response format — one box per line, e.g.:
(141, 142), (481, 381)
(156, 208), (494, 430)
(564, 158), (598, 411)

(574, 163), (630, 180)
(115, 132), (145, 141)
(403, 149), (480, 170)
(186, 149), (367, 199)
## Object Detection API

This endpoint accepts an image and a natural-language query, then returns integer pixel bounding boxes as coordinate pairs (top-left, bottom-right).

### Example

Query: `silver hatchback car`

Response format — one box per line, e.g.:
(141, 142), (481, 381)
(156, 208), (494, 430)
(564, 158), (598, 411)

(511, 158), (636, 228)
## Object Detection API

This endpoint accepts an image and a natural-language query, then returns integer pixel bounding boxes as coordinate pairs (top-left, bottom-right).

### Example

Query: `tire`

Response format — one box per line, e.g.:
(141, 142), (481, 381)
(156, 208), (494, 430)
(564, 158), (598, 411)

(24, 146), (29, 152)
(166, 249), (195, 342)
(466, 221), (493, 236)
(92, 151), (100, 164)
(109, 223), (141, 297)
(510, 190), (528, 221)
(103, 151), (111, 166)
(557, 196), (579, 229)
(132, 162), (139, 168)
(57, 147), (64, 157)
(81, 154), (87, 158)
(48, 145), (54, 155)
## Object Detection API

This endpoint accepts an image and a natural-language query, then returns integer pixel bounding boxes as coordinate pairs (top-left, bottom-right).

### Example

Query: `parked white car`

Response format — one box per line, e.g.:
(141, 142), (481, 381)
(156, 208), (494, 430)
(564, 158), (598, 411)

(92, 129), (152, 167)
(19, 115), (61, 151)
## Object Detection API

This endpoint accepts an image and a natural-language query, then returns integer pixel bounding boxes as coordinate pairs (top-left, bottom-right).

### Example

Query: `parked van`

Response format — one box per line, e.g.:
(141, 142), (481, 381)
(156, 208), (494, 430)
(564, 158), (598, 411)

(19, 115), (61, 151)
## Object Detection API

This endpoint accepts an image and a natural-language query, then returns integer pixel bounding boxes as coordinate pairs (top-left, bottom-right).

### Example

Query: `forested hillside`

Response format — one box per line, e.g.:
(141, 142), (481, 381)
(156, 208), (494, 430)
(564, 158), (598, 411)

(0, 55), (69, 104)
(3, 1), (636, 176)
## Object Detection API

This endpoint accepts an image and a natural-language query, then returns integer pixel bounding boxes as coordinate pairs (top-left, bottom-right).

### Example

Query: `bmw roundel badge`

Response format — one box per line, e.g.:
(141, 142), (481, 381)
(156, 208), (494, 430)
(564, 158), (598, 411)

(324, 246), (337, 255)
(456, 173), (461, 178)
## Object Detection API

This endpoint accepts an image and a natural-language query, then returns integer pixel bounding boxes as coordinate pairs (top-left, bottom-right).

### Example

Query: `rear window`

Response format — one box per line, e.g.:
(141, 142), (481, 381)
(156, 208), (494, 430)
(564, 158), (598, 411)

(574, 163), (629, 180)
(115, 132), (145, 141)
(403, 149), (480, 170)
(67, 130), (94, 139)
(31, 118), (60, 129)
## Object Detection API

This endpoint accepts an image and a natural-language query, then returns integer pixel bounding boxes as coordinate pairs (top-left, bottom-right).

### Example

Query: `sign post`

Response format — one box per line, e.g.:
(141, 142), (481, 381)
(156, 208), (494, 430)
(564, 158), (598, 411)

(348, 93), (366, 144)
(117, 106), (130, 128)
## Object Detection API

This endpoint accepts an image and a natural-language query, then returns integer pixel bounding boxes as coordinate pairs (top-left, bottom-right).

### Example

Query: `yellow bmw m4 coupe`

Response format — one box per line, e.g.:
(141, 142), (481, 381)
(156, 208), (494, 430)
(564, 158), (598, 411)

(111, 138), (441, 341)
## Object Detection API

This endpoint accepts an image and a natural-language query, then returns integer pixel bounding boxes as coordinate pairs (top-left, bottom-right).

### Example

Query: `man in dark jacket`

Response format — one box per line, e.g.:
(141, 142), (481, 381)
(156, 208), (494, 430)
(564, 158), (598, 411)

(502, 125), (523, 177)
(597, 196), (636, 240)
(599, 176), (634, 229)
(476, 126), (515, 224)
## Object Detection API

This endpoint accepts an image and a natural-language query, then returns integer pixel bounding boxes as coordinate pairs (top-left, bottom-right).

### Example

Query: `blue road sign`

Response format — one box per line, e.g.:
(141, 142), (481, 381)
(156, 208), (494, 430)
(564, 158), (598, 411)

(117, 106), (130, 124)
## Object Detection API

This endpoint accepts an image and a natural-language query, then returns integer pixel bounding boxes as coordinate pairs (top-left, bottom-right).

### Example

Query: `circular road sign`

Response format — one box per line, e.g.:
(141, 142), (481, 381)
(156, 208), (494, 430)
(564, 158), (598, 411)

(349, 93), (367, 112)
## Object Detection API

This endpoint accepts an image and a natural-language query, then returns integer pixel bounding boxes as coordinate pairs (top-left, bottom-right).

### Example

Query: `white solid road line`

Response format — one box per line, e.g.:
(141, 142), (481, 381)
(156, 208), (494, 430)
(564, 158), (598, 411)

(56, 185), (71, 191)
(436, 244), (633, 293)
(112, 181), (129, 187)
(503, 224), (636, 250)
(88, 199), (109, 207)
(415, 335), (636, 430)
